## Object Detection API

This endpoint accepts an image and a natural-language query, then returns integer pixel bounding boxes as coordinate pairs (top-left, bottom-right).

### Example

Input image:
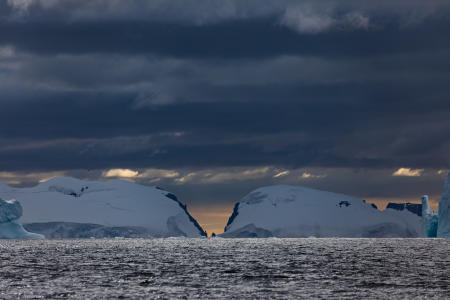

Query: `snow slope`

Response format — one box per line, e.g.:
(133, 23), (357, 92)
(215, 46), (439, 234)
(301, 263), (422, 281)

(222, 185), (422, 238)
(0, 197), (43, 239)
(0, 177), (206, 238)
(437, 172), (450, 237)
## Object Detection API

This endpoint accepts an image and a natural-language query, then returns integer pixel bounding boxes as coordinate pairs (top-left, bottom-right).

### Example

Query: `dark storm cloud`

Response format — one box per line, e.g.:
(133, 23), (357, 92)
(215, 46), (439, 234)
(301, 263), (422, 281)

(1, 18), (450, 59)
(1, 1), (450, 59)
(1, 0), (450, 207)
(1, 89), (449, 171)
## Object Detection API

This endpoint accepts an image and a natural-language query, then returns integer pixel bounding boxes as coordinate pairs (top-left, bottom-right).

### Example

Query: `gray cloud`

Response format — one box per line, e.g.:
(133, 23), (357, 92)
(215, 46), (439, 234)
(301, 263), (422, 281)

(3, 0), (447, 28)
(0, 0), (449, 217)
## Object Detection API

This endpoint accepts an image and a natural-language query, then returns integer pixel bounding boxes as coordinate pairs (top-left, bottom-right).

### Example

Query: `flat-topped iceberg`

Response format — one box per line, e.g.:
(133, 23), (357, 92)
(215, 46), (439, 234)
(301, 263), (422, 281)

(0, 177), (206, 238)
(0, 197), (43, 239)
(222, 185), (422, 238)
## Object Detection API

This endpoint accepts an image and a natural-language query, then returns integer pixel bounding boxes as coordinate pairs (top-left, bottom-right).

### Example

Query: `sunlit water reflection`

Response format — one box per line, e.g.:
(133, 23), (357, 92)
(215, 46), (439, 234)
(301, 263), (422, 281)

(0, 238), (449, 299)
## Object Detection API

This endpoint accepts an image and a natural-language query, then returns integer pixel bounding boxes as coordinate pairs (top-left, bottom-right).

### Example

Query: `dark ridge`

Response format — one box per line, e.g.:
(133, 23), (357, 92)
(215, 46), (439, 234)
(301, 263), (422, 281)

(363, 199), (378, 210)
(165, 193), (207, 237)
(386, 203), (422, 217)
(338, 201), (351, 207)
(224, 202), (240, 232)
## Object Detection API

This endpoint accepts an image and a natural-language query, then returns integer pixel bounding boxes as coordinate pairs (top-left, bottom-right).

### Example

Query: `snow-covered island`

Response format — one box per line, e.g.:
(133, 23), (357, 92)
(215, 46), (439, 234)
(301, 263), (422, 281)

(223, 172), (450, 238)
(1, 172), (449, 239)
(0, 197), (43, 239)
(0, 177), (207, 238)
(221, 185), (423, 238)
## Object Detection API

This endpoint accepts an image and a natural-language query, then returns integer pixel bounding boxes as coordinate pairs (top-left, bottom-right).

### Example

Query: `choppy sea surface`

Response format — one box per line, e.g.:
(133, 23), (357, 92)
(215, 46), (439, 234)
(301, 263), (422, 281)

(0, 238), (449, 299)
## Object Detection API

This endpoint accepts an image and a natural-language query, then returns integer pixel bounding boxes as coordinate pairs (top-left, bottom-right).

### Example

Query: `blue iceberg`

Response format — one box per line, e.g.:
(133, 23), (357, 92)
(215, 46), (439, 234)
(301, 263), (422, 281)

(421, 195), (438, 237)
(437, 172), (450, 237)
(0, 197), (43, 239)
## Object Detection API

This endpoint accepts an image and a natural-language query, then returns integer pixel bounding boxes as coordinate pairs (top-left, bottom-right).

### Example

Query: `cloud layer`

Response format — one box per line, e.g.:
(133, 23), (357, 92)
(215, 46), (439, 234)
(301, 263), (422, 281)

(1, 1), (450, 229)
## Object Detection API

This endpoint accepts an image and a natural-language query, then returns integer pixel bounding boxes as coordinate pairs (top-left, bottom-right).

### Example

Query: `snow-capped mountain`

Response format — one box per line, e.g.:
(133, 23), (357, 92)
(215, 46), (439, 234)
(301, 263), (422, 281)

(0, 197), (43, 239)
(222, 185), (422, 238)
(0, 177), (206, 238)
(386, 202), (422, 216)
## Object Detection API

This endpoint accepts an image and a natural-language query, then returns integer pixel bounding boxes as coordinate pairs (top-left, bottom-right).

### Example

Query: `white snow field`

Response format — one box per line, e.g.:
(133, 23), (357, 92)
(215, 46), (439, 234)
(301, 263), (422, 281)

(0, 177), (206, 238)
(222, 185), (422, 238)
(0, 197), (43, 239)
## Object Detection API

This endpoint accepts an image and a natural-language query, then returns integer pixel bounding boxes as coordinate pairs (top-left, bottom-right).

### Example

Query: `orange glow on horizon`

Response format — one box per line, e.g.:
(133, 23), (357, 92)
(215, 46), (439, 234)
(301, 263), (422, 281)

(188, 204), (235, 236)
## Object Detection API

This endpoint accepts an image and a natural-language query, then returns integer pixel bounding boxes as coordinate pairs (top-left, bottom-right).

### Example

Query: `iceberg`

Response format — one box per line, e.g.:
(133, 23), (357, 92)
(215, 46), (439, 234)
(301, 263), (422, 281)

(0, 197), (43, 239)
(421, 195), (438, 237)
(222, 185), (422, 238)
(0, 177), (206, 238)
(437, 172), (450, 237)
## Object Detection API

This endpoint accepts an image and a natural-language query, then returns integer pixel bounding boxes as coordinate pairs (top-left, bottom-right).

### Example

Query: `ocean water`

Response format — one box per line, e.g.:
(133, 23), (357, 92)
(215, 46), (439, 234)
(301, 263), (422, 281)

(0, 238), (449, 299)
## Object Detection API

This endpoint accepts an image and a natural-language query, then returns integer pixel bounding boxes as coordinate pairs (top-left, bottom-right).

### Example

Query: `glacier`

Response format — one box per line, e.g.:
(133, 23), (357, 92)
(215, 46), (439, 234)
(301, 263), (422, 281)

(0, 197), (43, 239)
(222, 185), (422, 238)
(437, 172), (450, 237)
(0, 177), (206, 238)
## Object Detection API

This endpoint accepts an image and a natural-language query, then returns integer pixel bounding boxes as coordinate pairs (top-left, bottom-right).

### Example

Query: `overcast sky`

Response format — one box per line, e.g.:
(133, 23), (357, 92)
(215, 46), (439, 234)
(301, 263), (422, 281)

(1, 0), (449, 233)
